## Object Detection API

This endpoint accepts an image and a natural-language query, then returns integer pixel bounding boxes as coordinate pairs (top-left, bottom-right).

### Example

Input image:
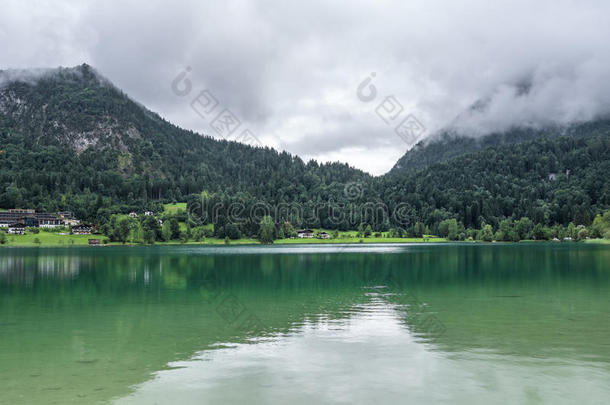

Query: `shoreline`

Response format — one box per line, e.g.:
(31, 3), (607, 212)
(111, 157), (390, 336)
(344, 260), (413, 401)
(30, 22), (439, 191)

(1, 236), (609, 248)
(0, 236), (447, 247)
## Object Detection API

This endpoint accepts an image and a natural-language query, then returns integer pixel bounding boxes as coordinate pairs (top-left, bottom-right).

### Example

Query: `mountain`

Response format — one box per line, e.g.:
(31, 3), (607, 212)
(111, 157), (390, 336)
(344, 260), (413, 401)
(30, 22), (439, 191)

(0, 64), (371, 221)
(382, 134), (610, 230)
(384, 107), (610, 230)
(1, 64), (609, 235)
(390, 117), (610, 174)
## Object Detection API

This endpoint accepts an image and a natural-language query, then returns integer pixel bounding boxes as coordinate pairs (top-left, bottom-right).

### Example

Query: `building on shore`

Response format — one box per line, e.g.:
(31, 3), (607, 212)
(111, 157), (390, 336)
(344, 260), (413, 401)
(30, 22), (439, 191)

(297, 229), (315, 238)
(0, 209), (65, 228)
(72, 224), (93, 235)
(37, 213), (65, 228)
(8, 223), (26, 234)
(57, 212), (80, 226)
(7, 209), (34, 214)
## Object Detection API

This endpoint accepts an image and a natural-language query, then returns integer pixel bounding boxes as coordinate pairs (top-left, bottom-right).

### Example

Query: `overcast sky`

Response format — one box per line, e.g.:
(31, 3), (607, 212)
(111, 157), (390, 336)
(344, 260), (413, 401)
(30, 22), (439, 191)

(2, 0), (610, 175)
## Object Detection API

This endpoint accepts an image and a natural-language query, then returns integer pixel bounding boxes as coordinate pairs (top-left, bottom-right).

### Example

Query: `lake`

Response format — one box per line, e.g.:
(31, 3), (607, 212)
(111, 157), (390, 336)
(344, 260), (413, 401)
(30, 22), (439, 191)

(1, 243), (609, 404)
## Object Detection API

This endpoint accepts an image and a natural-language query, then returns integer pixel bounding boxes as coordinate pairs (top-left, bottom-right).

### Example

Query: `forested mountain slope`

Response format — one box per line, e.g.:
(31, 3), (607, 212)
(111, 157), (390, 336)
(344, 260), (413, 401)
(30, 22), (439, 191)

(382, 134), (610, 231)
(0, 64), (370, 219)
(391, 120), (610, 173)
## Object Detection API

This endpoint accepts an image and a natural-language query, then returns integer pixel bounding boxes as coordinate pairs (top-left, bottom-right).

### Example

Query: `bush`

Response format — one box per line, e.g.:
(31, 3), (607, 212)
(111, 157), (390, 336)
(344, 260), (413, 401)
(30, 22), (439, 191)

(259, 216), (275, 244)
(44, 226), (69, 233)
(143, 230), (156, 244)
(364, 225), (373, 237)
(191, 226), (210, 242)
(477, 224), (494, 242)
(438, 219), (459, 240)
(577, 227), (589, 241)
(225, 223), (241, 240)
(590, 211), (610, 238)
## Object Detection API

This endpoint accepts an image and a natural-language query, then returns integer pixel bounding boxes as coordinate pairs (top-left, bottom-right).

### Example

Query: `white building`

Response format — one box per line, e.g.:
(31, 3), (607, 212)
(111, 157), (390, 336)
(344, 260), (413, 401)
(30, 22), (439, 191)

(297, 229), (314, 238)
(72, 224), (93, 235)
(8, 223), (25, 234)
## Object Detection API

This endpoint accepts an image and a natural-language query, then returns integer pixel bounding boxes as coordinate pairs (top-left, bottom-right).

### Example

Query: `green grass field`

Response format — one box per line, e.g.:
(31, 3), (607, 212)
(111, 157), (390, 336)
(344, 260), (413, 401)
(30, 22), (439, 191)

(0, 231), (446, 247)
(0, 232), (103, 246)
(164, 203), (189, 232)
(7, 232), (606, 247)
(163, 203), (187, 214)
(584, 238), (610, 244)
(4, 225), (605, 247)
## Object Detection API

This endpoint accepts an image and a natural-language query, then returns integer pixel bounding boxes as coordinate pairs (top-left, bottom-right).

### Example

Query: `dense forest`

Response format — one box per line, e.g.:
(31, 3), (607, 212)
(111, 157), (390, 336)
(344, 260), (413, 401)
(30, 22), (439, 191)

(383, 134), (610, 232)
(1, 64), (609, 240)
(0, 65), (371, 222)
(390, 118), (610, 172)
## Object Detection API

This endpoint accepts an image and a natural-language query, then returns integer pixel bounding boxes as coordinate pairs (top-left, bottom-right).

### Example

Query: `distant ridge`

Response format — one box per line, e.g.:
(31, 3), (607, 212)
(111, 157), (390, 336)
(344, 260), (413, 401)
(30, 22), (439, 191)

(389, 119), (610, 174)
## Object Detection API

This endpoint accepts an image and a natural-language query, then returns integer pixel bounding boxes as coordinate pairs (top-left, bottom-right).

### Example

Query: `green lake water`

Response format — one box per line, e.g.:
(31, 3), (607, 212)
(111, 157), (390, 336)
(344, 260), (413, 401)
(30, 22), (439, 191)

(0, 243), (609, 404)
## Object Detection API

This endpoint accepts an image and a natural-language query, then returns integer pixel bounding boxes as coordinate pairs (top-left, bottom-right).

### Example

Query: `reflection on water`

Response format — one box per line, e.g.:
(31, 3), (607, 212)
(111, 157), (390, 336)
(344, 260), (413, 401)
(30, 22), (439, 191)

(0, 253), (90, 285)
(118, 298), (610, 405)
(0, 244), (609, 404)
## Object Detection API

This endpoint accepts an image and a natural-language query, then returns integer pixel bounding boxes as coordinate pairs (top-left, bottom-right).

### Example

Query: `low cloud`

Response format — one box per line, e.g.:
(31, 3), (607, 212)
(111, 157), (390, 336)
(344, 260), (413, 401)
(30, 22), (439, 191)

(1, 0), (610, 174)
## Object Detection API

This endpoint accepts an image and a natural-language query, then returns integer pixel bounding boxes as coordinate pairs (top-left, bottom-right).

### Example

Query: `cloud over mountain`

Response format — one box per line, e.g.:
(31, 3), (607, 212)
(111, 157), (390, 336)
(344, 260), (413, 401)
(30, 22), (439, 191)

(2, 0), (610, 174)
